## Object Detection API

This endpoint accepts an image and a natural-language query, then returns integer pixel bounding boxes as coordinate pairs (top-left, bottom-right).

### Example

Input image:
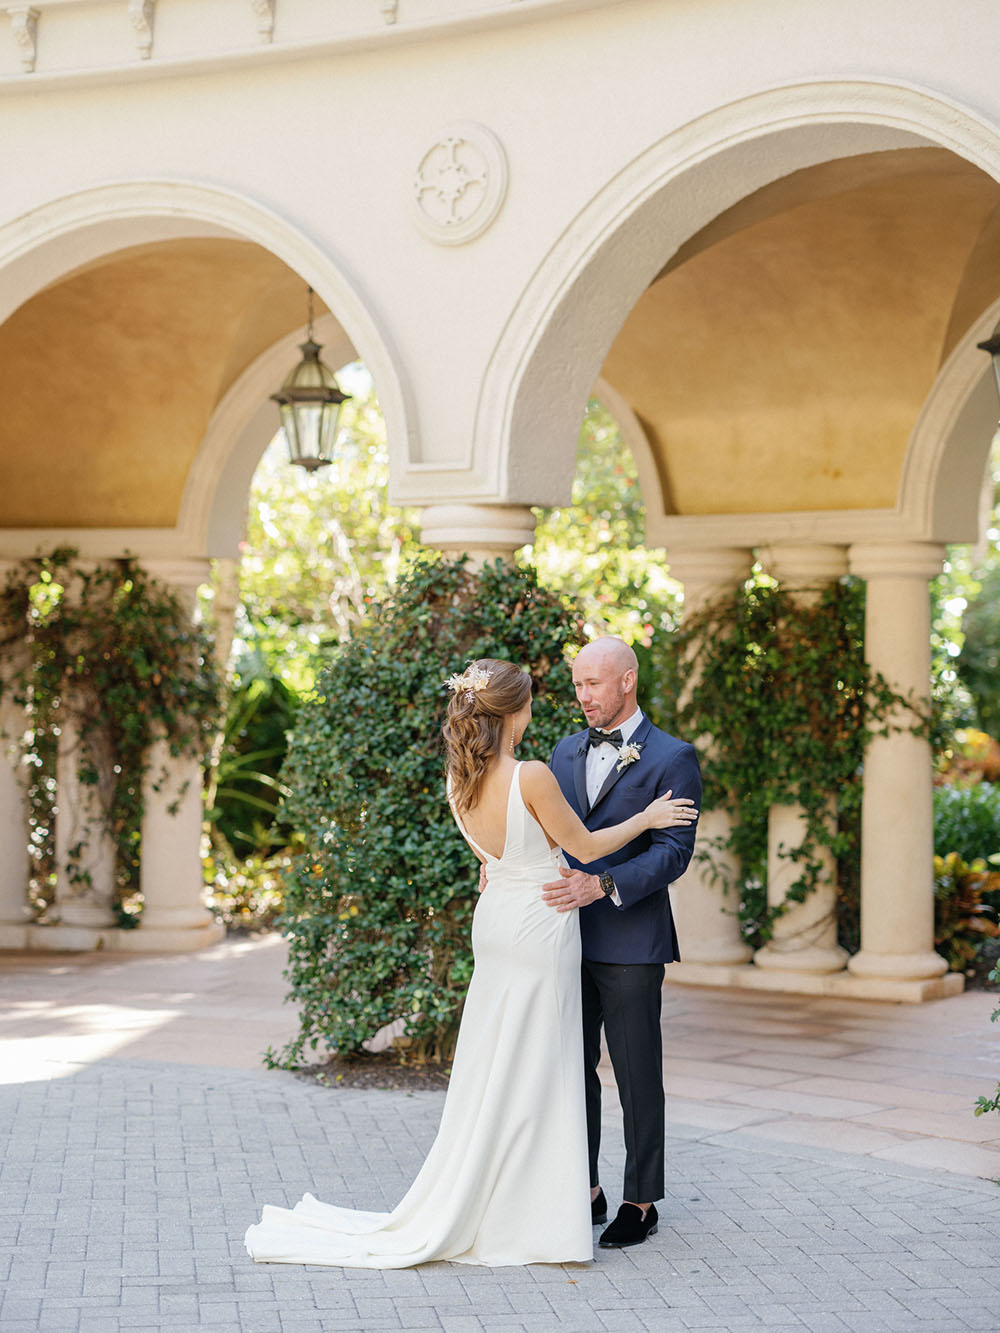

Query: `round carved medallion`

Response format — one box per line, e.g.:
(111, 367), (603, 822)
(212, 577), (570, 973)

(412, 122), (508, 245)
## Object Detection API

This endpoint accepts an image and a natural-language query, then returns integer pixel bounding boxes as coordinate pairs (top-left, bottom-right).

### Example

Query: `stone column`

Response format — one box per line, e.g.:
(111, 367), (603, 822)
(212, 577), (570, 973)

(127, 559), (224, 952)
(54, 705), (118, 931)
(846, 542), (948, 984)
(753, 544), (849, 975)
(664, 547), (754, 967)
(209, 556), (240, 675)
(419, 504), (536, 565)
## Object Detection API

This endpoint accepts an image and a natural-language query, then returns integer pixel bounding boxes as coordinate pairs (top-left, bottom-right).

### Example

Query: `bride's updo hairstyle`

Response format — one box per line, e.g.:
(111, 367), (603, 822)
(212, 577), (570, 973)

(443, 658), (532, 813)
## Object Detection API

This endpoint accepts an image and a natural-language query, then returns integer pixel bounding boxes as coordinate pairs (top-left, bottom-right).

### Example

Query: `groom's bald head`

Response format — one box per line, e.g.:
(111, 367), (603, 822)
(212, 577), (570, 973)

(575, 637), (638, 677)
(572, 637), (639, 731)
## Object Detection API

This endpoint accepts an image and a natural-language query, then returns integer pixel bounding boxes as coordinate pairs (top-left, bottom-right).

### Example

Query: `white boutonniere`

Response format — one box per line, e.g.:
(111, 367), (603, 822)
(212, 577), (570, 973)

(616, 741), (642, 772)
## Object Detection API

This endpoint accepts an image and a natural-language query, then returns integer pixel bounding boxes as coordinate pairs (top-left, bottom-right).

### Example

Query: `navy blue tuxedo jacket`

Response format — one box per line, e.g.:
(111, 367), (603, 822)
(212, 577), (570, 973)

(550, 716), (701, 965)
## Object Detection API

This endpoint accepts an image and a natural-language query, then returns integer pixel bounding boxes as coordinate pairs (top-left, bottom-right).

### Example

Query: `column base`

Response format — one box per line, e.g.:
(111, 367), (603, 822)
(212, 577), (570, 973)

(0, 920), (225, 954)
(753, 942), (848, 975)
(58, 901), (117, 929)
(141, 905), (218, 931)
(0, 922), (29, 949)
(666, 961), (963, 1002)
(113, 920), (225, 952)
(679, 940), (754, 966)
(847, 948), (949, 982)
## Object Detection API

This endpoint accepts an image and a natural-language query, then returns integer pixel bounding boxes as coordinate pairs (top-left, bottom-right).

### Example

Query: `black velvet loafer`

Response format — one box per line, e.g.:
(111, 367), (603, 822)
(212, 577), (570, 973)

(599, 1202), (658, 1248)
(591, 1188), (607, 1224)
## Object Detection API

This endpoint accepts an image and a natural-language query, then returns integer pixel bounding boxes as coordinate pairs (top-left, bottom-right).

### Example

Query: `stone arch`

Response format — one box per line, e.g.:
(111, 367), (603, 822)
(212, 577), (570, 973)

(590, 375), (669, 539)
(480, 80), (1000, 534)
(179, 314), (358, 558)
(900, 295), (1000, 543)
(0, 180), (413, 558)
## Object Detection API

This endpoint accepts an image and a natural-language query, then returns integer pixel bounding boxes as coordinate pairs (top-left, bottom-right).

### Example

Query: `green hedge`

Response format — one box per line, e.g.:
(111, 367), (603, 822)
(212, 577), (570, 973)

(268, 554), (585, 1067)
(933, 783), (1000, 865)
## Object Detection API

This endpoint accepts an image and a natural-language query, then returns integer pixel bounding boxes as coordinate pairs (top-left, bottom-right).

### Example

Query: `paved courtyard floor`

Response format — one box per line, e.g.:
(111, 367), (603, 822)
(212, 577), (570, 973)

(1, 936), (1000, 1331)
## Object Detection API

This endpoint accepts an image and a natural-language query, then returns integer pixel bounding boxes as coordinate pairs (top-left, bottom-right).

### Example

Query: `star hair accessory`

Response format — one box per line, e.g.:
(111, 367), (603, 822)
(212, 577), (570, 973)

(445, 665), (492, 704)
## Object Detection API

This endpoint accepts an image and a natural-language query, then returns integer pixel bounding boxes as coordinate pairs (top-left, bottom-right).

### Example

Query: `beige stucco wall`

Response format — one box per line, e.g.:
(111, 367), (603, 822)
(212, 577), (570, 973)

(0, 1), (999, 552)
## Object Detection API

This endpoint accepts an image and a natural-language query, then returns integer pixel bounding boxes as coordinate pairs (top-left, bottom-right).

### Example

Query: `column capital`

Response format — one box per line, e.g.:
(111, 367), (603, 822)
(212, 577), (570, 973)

(138, 557), (211, 593)
(848, 541), (945, 581)
(666, 545), (754, 587)
(759, 543), (848, 586)
(419, 504), (535, 562)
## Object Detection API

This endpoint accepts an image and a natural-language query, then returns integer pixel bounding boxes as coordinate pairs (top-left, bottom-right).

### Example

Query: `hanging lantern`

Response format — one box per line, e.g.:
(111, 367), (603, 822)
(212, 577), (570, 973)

(271, 288), (351, 471)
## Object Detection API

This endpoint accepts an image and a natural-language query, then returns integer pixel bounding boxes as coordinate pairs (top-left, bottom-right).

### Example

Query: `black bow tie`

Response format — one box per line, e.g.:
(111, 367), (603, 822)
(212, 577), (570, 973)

(588, 727), (623, 749)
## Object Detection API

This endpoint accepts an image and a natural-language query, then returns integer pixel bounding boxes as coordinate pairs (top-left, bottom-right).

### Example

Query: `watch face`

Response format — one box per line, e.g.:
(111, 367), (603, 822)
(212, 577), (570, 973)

(600, 873), (614, 896)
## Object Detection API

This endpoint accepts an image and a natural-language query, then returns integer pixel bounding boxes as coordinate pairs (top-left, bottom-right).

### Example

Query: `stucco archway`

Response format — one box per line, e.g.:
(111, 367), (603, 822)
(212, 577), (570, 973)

(0, 180), (413, 560)
(482, 80), (1000, 544)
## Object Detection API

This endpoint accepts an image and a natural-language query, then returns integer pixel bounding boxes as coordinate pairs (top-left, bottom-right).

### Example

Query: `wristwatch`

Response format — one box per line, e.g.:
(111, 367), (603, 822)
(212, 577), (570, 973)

(598, 872), (616, 898)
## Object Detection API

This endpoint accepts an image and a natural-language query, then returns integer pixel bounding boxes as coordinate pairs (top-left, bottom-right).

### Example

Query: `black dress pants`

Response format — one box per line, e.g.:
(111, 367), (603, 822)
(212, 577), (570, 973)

(581, 957), (665, 1204)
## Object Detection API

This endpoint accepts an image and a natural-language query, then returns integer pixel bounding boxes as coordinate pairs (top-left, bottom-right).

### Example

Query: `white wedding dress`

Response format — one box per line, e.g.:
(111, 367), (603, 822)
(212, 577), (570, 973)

(244, 762), (592, 1268)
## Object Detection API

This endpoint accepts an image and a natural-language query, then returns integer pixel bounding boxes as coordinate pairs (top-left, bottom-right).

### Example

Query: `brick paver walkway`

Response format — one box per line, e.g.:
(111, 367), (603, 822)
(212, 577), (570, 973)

(2, 939), (1000, 1331)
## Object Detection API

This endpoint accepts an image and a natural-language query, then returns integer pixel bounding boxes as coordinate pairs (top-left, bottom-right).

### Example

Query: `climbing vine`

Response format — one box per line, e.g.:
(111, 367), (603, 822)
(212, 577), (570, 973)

(656, 578), (930, 950)
(0, 550), (221, 919)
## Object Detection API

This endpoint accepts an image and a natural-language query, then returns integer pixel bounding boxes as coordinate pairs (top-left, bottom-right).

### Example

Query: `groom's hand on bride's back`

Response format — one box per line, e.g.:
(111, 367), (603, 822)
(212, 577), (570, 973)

(541, 866), (604, 913)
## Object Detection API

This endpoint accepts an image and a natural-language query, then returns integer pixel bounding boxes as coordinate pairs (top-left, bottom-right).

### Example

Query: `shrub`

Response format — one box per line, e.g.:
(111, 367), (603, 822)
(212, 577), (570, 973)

(205, 655), (299, 858)
(935, 728), (1000, 786)
(933, 782), (1000, 865)
(267, 554), (585, 1067)
(204, 845), (291, 932)
(933, 852), (1000, 972)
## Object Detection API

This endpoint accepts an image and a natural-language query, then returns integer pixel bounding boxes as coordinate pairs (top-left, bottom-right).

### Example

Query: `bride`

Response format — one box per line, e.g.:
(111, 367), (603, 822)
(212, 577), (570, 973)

(245, 658), (697, 1269)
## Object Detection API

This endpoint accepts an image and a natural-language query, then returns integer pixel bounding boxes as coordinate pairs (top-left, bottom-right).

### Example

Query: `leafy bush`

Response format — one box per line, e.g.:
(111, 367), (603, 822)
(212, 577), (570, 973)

(956, 564), (1000, 736)
(933, 852), (1000, 972)
(933, 782), (1000, 865)
(204, 845), (291, 932)
(935, 728), (1000, 786)
(268, 554), (585, 1067)
(205, 654), (299, 858)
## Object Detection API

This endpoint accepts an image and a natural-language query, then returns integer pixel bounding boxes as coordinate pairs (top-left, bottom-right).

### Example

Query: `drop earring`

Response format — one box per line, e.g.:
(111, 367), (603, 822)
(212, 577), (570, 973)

(509, 730), (515, 755)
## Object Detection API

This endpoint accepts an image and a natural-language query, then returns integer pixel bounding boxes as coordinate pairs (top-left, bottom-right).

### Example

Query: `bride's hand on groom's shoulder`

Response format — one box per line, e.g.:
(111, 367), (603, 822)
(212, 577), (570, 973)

(645, 790), (699, 831)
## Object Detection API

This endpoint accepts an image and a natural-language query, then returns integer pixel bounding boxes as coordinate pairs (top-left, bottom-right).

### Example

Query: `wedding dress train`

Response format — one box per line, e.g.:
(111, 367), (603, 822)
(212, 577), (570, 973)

(244, 763), (592, 1267)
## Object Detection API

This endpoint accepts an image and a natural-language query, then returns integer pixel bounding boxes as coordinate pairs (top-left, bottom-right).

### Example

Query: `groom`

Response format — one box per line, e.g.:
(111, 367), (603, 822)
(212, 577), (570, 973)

(543, 637), (700, 1249)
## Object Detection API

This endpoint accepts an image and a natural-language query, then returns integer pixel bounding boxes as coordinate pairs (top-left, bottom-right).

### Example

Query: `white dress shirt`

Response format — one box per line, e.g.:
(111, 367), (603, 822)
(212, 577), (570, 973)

(584, 708), (643, 908)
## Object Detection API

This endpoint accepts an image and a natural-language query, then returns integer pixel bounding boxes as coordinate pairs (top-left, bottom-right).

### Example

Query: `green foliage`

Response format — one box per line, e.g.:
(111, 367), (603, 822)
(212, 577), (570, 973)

(932, 852), (1000, 972)
(529, 397), (681, 650)
(204, 845), (291, 933)
(205, 653), (299, 858)
(237, 374), (419, 692)
(933, 782), (1000, 866)
(956, 564), (1000, 735)
(0, 550), (220, 916)
(237, 390), (677, 698)
(268, 554), (585, 1068)
(655, 578), (924, 951)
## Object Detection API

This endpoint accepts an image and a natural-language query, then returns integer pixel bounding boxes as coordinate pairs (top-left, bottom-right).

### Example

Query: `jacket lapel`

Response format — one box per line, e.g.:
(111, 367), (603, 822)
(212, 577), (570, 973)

(572, 737), (590, 816)
(590, 715), (653, 814)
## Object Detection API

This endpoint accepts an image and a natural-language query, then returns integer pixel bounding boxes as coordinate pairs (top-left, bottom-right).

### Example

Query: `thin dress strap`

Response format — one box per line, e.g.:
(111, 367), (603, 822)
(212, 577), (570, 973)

(448, 762), (522, 862)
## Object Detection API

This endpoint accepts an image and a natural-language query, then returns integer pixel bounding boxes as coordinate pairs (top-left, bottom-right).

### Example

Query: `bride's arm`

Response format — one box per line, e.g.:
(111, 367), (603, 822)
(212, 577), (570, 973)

(519, 761), (695, 859)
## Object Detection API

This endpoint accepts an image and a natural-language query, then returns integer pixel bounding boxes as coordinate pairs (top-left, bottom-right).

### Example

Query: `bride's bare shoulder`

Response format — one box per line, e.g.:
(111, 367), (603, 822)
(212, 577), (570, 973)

(518, 760), (557, 792)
